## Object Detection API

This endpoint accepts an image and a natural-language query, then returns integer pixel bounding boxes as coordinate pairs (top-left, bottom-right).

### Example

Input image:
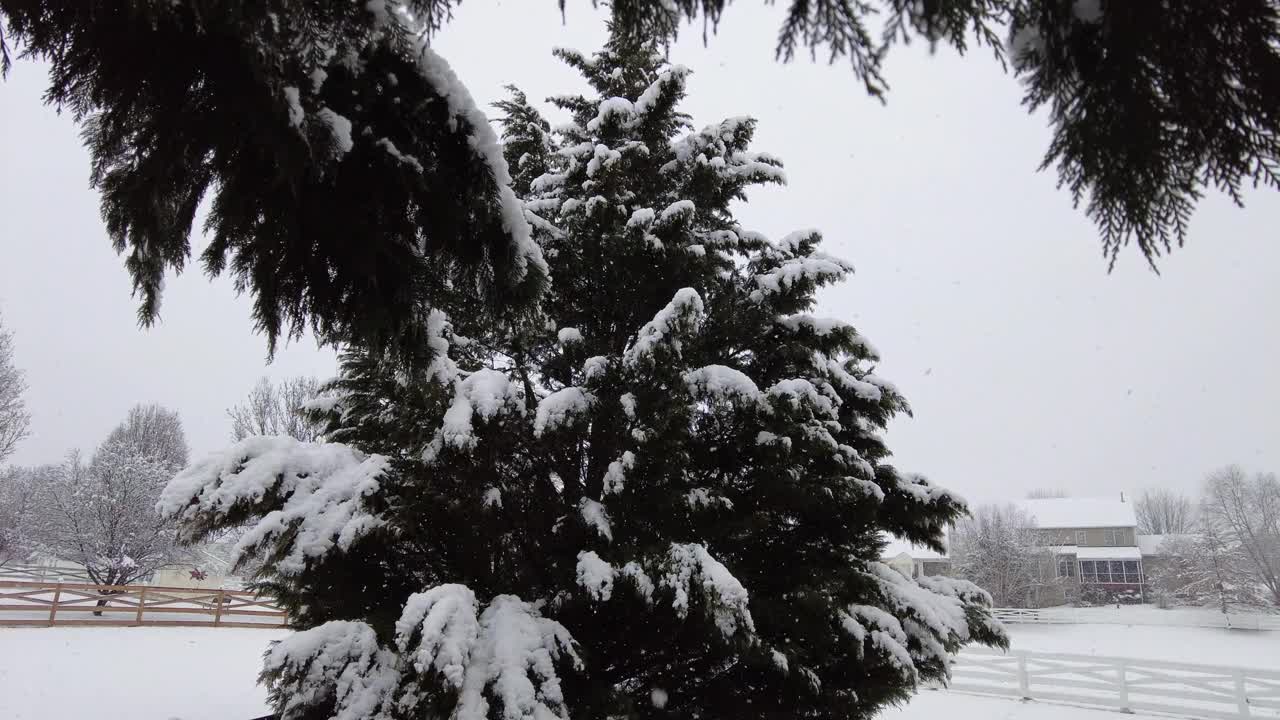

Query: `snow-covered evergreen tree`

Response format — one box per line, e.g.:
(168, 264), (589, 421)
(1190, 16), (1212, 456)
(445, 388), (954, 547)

(159, 33), (1006, 720)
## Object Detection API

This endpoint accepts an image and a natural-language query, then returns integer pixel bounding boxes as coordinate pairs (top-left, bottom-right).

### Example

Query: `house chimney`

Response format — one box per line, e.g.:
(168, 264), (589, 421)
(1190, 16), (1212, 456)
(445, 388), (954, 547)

(1120, 491), (1126, 502)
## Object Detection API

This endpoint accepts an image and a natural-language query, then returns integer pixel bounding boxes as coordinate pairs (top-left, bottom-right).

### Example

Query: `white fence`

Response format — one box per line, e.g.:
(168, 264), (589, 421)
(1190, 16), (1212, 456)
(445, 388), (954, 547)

(947, 648), (1280, 719)
(993, 606), (1280, 631)
(0, 563), (92, 583)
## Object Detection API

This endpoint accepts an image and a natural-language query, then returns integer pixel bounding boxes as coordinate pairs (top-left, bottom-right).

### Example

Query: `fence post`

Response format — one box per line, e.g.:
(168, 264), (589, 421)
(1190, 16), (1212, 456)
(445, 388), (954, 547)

(1016, 652), (1031, 699)
(213, 590), (225, 626)
(47, 583), (62, 626)
(1116, 659), (1131, 713)
(135, 586), (147, 625)
(1233, 670), (1250, 718)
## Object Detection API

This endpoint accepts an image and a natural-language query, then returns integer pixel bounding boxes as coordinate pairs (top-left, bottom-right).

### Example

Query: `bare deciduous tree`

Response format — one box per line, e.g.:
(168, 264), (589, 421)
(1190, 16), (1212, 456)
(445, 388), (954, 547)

(40, 443), (183, 610)
(1135, 488), (1195, 534)
(951, 503), (1060, 608)
(1201, 465), (1280, 606)
(227, 376), (324, 442)
(35, 405), (191, 610)
(1026, 488), (1069, 499)
(1146, 531), (1268, 611)
(0, 314), (31, 464)
(102, 403), (189, 474)
(0, 466), (40, 567)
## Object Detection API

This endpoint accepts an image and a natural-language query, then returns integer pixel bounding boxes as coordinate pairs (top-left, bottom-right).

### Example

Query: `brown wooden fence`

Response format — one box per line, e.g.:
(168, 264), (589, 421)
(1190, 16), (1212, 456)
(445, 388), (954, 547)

(0, 580), (287, 628)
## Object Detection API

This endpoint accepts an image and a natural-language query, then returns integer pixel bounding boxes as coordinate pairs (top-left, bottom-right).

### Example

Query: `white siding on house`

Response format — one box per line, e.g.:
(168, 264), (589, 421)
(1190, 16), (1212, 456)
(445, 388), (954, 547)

(1075, 546), (1141, 560)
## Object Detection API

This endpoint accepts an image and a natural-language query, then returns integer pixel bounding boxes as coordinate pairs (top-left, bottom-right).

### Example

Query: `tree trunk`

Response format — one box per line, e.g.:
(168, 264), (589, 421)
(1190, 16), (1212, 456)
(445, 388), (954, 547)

(93, 585), (120, 617)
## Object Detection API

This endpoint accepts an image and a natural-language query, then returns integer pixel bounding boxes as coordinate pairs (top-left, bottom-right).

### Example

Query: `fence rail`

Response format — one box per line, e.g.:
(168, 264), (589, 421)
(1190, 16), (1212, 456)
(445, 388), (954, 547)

(992, 606), (1280, 631)
(0, 580), (287, 628)
(947, 648), (1280, 720)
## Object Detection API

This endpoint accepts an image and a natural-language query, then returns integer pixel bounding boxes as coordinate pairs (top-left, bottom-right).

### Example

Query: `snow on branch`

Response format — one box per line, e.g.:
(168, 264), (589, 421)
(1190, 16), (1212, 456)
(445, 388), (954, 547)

(410, 39), (546, 285)
(456, 595), (582, 720)
(839, 604), (917, 682)
(753, 251), (853, 297)
(395, 584), (480, 690)
(661, 543), (755, 639)
(157, 437), (389, 575)
(635, 65), (690, 115)
(586, 97), (636, 131)
(683, 365), (763, 406)
(585, 144), (621, 177)
(776, 313), (851, 337)
(764, 378), (839, 419)
(865, 562), (1002, 675)
(534, 387), (595, 437)
(267, 589), (583, 720)
(264, 620), (401, 720)
(816, 354), (884, 402)
(579, 498), (613, 541)
(440, 369), (525, 450)
(576, 551), (615, 601)
(658, 199), (695, 224)
(626, 207), (656, 228)
(890, 472), (963, 507)
(624, 288), (704, 365)
(602, 451), (635, 496)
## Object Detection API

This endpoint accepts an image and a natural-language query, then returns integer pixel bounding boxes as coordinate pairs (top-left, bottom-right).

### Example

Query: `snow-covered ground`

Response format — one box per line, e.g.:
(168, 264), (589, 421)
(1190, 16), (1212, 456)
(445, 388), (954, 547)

(0, 627), (287, 720)
(888, 689), (1127, 720)
(1, 622), (1275, 719)
(997, 603), (1280, 630)
(1006, 622), (1280, 669)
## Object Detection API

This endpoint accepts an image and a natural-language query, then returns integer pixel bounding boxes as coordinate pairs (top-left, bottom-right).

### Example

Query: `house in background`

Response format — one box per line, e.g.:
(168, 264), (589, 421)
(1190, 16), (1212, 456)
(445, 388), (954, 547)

(880, 535), (950, 579)
(1019, 496), (1145, 605)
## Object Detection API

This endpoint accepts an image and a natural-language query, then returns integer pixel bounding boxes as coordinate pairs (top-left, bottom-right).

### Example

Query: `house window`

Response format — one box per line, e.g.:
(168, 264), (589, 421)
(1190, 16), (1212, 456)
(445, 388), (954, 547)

(1078, 560), (1142, 584)
(1104, 528), (1125, 546)
(1076, 530), (1087, 546)
(1057, 559), (1077, 578)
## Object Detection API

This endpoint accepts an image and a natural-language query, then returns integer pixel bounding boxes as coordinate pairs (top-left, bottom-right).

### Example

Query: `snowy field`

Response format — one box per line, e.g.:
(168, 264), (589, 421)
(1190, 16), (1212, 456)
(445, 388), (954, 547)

(1008, 621), (1280, 670)
(1, 622), (1276, 719)
(0, 627), (286, 720)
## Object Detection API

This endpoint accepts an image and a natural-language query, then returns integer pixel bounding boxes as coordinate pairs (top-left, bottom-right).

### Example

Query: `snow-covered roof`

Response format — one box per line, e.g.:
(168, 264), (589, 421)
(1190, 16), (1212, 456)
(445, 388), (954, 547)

(1074, 546), (1142, 560)
(1018, 497), (1137, 529)
(1136, 534), (1196, 556)
(880, 534), (948, 561)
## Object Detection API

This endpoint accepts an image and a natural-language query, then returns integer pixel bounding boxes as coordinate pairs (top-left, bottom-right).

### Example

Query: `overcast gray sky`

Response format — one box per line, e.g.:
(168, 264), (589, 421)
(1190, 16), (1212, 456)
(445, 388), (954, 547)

(1, 2), (1275, 504)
